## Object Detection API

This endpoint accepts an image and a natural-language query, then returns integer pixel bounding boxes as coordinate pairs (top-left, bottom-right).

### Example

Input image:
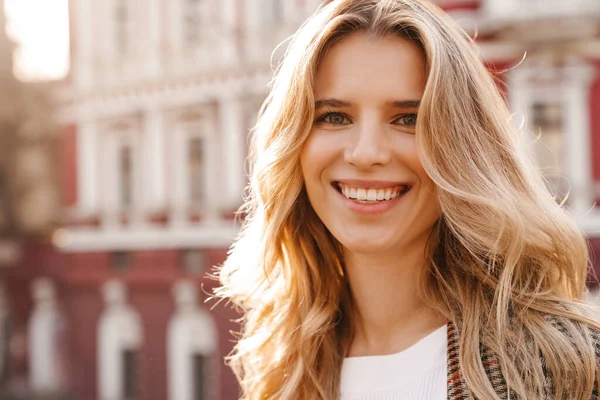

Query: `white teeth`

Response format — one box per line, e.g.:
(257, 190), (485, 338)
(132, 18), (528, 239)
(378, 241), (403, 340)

(366, 189), (377, 201)
(341, 185), (348, 197)
(357, 188), (366, 200)
(337, 183), (409, 202)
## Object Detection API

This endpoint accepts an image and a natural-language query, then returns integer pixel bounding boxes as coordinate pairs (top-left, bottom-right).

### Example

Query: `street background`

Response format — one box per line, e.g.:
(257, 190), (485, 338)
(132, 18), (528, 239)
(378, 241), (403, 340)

(0, 0), (598, 399)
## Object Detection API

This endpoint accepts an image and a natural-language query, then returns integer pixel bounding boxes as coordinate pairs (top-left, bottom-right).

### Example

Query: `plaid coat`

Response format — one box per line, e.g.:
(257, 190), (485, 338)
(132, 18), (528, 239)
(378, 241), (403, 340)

(446, 321), (600, 399)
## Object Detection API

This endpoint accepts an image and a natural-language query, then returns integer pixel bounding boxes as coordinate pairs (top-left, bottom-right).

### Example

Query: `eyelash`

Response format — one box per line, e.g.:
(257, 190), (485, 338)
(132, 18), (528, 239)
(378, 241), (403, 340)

(314, 111), (418, 127)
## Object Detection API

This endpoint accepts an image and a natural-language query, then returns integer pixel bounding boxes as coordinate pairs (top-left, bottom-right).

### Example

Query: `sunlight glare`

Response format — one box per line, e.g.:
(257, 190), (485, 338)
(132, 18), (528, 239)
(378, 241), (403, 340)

(4, 0), (70, 81)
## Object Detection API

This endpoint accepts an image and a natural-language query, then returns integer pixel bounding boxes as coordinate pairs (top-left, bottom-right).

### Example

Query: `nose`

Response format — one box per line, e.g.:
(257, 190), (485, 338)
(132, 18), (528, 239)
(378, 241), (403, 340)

(344, 121), (392, 169)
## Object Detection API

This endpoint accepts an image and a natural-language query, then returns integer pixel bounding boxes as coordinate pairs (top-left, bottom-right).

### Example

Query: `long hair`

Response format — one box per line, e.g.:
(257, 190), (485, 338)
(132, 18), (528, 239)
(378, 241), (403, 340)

(215, 0), (600, 398)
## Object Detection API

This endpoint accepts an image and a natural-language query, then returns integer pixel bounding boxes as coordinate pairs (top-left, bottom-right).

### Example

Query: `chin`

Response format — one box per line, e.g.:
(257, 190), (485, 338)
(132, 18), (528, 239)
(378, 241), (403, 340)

(337, 235), (398, 255)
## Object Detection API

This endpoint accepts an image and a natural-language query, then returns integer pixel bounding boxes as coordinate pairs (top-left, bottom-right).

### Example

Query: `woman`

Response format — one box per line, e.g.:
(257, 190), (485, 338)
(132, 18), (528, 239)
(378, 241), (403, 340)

(216, 0), (600, 398)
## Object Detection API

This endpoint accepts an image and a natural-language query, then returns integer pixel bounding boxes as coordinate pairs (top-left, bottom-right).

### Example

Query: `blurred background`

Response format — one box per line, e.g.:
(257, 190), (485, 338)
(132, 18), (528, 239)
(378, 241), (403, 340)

(0, 0), (597, 399)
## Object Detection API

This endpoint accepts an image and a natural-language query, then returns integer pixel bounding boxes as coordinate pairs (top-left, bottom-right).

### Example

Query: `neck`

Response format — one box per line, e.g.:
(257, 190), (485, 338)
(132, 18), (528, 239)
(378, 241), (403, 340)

(344, 238), (446, 357)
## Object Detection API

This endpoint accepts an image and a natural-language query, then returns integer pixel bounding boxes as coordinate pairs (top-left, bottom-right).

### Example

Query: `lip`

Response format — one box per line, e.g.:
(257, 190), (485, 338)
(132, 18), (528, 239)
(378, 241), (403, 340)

(334, 179), (411, 189)
(332, 182), (410, 215)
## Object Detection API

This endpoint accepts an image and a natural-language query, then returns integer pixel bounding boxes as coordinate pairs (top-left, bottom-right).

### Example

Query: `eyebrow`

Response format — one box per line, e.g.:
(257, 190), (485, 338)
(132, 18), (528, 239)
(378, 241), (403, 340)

(314, 98), (351, 109)
(387, 99), (421, 109)
(314, 98), (421, 109)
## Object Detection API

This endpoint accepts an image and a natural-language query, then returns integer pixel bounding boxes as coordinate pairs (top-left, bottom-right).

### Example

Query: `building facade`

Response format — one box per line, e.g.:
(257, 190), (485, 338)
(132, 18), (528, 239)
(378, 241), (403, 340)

(437, 0), (600, 276)
(0, 0), (599, 399)
(53, 1), (324, 399)
(44, 1), (325, 400)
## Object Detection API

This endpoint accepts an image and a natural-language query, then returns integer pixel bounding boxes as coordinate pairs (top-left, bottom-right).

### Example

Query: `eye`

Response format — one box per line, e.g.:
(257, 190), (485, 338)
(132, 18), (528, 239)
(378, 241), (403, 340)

(314, 112), (351, 125)
(393, 113), (418, 127)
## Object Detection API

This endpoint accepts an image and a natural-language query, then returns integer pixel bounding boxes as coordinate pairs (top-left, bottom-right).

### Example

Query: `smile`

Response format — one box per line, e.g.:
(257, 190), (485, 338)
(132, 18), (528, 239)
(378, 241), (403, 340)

(334, 182), (411, 204)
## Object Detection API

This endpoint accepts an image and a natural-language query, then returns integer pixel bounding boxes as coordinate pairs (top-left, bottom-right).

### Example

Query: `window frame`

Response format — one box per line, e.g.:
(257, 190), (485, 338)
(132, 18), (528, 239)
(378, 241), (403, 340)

(170, 114), (217, 222)
(113, 0), (131, 59)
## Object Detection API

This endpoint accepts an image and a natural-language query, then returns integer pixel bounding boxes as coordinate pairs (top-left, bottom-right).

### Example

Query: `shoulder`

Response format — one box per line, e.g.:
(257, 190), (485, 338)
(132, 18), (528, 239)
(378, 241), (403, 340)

(544, 312), (600, 347)
(541, 314), (600, 397)
(448, 316), (600, 399)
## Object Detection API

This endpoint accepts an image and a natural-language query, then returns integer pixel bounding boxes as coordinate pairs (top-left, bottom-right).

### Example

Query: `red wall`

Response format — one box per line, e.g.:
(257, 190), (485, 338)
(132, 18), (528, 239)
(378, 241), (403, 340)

(484, 59), (514, 102)
(588, 237), (600, 284)
(64, 285), (103, 399)
(0, 246), (238, 400)
(439, 0), (480, 12)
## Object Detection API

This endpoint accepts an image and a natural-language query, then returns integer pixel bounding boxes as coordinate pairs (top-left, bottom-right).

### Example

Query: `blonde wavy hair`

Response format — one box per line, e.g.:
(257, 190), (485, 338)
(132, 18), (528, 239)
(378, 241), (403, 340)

(215, 0), (600, 398)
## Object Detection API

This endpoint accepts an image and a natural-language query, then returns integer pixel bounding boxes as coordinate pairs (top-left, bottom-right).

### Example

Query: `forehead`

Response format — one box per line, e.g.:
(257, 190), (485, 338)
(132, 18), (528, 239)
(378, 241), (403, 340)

(314, 32), (427, 102)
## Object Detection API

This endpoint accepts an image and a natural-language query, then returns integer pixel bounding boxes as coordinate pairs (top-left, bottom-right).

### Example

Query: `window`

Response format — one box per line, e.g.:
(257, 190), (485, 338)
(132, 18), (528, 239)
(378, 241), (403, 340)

(532, 102), (562, 131)
(98, 281), (143, 400)
(171, 117), (211, 220)
(530, 101), (565, 199)
(29, 279), (65, 393)
(115, 0), (129, 56)
(188, 137), (205, 205)
(119, 144), (133, 209)
(111, 251), (131, 271)
(122, 349), (138, 400)
(167, 281), (218, 400)
(180, 249), (205, 274)
(193, 353), (208, 400)
(183, 0), (204, 47)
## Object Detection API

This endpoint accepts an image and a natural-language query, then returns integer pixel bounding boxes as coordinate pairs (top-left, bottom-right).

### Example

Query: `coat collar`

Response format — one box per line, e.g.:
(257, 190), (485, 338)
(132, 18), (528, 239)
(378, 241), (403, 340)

(446, 321), (511, 400)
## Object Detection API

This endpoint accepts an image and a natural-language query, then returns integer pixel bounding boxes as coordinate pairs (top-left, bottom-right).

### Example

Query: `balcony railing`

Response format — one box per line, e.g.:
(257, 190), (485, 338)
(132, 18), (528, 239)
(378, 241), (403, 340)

(483, 0), (600, 21)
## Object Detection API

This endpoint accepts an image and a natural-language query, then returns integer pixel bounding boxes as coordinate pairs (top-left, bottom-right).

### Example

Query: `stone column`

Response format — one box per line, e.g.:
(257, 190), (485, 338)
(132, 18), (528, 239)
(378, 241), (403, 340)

(168, 281), (218, 400)
(219, 0), (238, 65)
(143, 107), (166, 214)
(563, 60), (596, 216)
(100, 132), (120, 229)
(245, 0), (261, 63)
(146, 0), (163, 77)
(218, 96), (246, 212)
(98, 280), (143, 400)
(507, 65), (534, 157)
(77, 119), (99, 217)
(170, 122), (188, 227)
(29, 278), (63, 394)
(74, 0), (93, 89)
(203, 119), (221, 223)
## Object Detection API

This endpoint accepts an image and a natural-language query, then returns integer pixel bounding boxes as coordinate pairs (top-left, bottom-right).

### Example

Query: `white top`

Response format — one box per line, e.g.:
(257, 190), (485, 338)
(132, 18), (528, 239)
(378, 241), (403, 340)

(340, 324), (448, 400)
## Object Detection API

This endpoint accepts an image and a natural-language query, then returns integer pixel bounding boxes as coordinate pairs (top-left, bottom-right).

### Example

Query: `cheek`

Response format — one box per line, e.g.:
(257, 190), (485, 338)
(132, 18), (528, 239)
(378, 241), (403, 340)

(415, 161), (435, 190)
(401, 142), (439, 206)
(300, 134), (332, 182)
(415, 166), (440, 215)
(400, 140), (434, 186)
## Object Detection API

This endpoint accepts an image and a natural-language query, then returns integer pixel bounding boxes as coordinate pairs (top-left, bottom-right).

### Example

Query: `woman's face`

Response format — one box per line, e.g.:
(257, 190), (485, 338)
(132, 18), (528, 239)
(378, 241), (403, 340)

(301, 33), (440, 256)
